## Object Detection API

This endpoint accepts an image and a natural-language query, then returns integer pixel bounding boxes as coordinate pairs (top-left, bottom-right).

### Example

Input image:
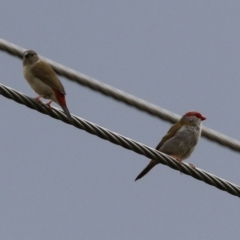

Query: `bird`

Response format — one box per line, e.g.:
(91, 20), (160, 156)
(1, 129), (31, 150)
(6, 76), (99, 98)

(23, 50), (72, 122)
(135, 111), (206, 181)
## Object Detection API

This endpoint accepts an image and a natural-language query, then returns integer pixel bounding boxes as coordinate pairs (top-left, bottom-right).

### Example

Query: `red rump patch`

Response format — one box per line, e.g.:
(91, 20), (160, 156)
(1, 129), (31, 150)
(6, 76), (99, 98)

(185, 111), (206, 120)
(52, 89), (66, 107)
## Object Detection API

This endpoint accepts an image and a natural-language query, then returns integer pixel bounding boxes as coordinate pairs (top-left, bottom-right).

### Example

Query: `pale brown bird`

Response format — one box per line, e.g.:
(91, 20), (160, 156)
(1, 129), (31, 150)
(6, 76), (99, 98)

(135, 111), (206, 181)
(23, 50), (72, 122)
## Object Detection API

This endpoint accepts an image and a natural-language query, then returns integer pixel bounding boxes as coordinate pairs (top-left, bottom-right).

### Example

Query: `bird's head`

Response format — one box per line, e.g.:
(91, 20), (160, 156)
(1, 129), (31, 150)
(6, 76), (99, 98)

(180, 111), (206, 126)
(23, 50), (39, 65)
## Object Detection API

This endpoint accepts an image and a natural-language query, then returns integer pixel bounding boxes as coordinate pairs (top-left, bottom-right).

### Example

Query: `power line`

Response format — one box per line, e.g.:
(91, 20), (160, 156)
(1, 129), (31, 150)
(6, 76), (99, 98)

(1, 39), (240, 154)
(0, 82), (239, 197)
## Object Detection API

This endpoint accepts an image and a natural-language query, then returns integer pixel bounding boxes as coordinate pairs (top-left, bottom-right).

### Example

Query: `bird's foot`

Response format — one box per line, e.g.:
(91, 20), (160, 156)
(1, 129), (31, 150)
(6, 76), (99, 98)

(33, 96), (43, 104)
(34, 96), (43, 104)
(46, 100), (53, 110)
(189, 163), (196, 169)
(174, 158), (183, 174)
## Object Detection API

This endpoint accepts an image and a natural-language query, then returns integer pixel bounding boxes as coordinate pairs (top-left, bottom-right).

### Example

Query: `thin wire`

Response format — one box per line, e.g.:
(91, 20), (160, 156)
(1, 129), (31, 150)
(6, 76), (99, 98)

(1, 39), (240, 153)
(0, 82), (239, 197)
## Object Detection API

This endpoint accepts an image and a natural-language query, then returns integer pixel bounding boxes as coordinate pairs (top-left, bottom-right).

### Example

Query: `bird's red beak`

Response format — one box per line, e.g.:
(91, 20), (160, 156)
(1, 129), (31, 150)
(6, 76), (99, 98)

(200, 115), (206, 121)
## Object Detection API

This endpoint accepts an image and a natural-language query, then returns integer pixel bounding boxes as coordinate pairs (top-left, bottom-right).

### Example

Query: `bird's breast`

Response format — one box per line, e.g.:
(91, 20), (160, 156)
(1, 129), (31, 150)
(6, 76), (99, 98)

(23, 65), (53, 98)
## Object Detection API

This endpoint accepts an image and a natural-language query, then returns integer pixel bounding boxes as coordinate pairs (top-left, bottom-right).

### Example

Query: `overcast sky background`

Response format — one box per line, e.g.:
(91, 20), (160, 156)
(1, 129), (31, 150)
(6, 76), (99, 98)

(1, 1), (240, 239)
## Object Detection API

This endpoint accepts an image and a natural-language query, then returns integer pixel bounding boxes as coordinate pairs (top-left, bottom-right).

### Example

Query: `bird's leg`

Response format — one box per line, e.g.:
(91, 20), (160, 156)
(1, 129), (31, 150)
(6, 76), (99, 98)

(173, 157), (183, 174)
(169, 155), (183, 174)
(34, 95), (43, 103)
(189, 163), (196, 169)
(46, 100), (53, 110)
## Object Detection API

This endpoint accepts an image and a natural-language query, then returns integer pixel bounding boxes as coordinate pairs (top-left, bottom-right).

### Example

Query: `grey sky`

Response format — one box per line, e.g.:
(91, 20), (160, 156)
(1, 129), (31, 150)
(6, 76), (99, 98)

(1, 1), (240, 239)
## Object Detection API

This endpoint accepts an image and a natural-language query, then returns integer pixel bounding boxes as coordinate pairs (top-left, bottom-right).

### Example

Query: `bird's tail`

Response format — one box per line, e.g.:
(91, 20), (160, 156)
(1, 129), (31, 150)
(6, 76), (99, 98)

(53, 89), (73, 122)
(62, 105), (73, 122)
(135, 160), (158, 181)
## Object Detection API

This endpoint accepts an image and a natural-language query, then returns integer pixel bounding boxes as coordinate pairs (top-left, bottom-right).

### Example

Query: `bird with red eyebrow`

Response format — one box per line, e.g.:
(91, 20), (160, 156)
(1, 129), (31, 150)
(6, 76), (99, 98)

(135, 111), (206, 181)
(22, 50), (72, 122)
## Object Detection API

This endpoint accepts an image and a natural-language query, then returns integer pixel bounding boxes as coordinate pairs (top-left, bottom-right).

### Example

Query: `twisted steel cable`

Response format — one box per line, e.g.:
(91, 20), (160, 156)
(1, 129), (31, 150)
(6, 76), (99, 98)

(1, 38), (240, 153)
(0, 82), (240, 197)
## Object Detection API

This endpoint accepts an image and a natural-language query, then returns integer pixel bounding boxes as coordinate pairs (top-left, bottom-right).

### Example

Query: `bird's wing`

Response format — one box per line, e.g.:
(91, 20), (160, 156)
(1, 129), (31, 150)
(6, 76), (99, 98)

(31, 61), (66, 95)
(155, 123), (182, 150)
